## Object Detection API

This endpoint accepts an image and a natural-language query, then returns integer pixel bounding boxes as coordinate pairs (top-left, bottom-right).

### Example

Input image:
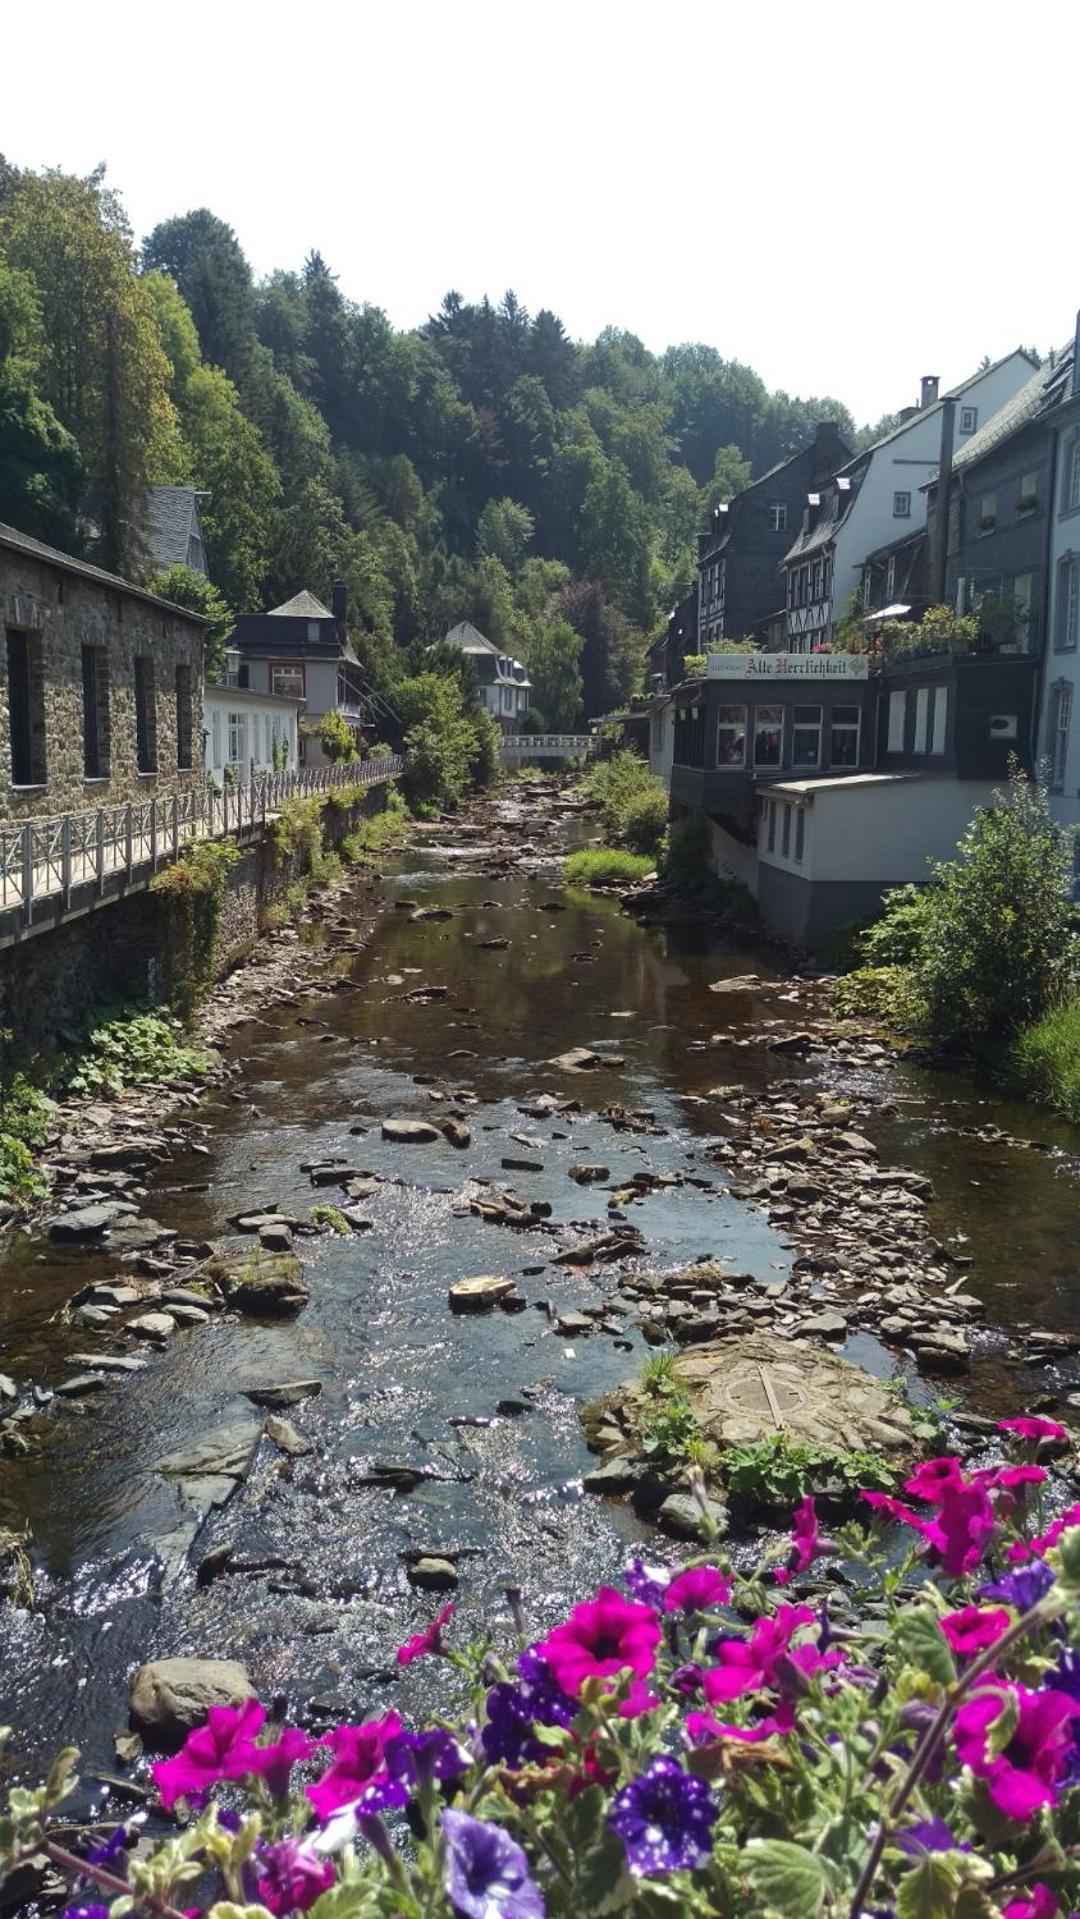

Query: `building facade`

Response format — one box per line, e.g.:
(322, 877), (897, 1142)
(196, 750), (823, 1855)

(0, 521), (206, 821)
(232, 585), (372, 764)
(204, 672), (301, 784)
(440, 621), (531, 731)
(1042, 352), (1080, 841)
(696, 424), (849, 651)
(781, 356), (1038, 652)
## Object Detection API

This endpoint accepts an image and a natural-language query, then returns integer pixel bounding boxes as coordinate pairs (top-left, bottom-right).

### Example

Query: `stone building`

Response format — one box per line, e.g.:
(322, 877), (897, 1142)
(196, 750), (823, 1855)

(0, 521), (206, 820)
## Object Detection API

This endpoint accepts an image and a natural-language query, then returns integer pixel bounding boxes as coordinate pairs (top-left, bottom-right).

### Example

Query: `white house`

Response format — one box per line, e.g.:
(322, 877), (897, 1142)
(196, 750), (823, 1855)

(204, 668), (301, 784)
(439, 621), (531, 731)
(231, 586), (379, 765)
(782, 355), (1038, 651)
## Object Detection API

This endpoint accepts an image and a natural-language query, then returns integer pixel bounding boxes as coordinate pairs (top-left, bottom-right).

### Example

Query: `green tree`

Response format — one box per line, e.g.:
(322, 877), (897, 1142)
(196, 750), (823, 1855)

(523, 615), (583, 730)
(396, 670), (480, 812)
(475, 496), (534, 572)
(0, 260), (82, 544)
(314, 709), (360, 763)
(2, 167), (181, 571)
(143, 208), (257, 390)
(701, 443), (752, 517)
(149, 563), (234, 682)
(180, 364), (280, 608)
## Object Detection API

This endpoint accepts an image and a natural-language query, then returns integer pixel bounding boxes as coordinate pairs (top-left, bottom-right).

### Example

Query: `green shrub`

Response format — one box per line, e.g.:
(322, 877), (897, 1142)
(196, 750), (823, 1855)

(58, 1010), (208, 1097)
(861, 882), (939, 967)
(0, 1071), (55, 1149)
(721, 1432), (896, 1506)
(621, 786), (669, 858)
(832, 964), (927, 1029)
(1006, 999), (1080, 1121)
(680, 652), (708, 677)
(564, 847), (654, 885)
(151, 839), (242, 1011)
(0, 1133), (48, 1205)
(660, 812), (710, 894)
(585, 751), (667, 850)
(313, 710), (359, 763)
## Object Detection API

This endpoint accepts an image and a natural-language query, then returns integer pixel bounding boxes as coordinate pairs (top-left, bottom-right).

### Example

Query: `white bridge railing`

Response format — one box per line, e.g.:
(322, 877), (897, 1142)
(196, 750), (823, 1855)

(0, 757), (403, 938)
(498, 734), (600, 758)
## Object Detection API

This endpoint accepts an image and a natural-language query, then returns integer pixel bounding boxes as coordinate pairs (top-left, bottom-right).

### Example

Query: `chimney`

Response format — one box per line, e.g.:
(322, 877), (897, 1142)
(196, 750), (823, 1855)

(920, 375), (940, 410)
(929, 399), (956, 604)
(331, 578), (347, 636)
(812, 421), (843, 480)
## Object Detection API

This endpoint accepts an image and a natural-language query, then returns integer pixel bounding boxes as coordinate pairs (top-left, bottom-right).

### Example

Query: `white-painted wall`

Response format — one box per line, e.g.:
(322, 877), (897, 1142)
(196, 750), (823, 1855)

(708, 817), (759, 893)
(204, 687), (301, 781)
(758, 775), (999, 886)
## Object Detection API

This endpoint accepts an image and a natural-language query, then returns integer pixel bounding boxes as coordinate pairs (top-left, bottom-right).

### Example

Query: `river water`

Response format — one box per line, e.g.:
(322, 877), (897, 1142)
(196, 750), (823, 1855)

(1, 788), (1078, 1782)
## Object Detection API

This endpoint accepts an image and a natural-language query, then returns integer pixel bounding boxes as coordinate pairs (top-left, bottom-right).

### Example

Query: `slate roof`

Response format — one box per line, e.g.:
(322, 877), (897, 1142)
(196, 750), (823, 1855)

(950, 348), (1074, 473)
(443, 619), (500, 656)
(144, 486), (204, 574)
(782, 490), (850, 564)
(0, 519), (208, 621)
(268, 589), (335, 619)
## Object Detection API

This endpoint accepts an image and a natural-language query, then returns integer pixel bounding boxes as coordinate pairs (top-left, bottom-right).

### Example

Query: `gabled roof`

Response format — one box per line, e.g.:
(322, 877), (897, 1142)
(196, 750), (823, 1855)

(950, 348), (1074, 474)
(269, 589), (334, 619)
(144, 486), (204, 575)
(0, 519), (208, 622)
(443, 619), (500, 656)
(848, 348), (1040, 465)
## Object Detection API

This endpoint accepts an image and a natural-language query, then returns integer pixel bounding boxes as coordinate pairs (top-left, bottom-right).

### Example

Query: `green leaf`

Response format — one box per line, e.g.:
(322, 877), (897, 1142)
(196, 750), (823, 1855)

(562, 1782), (608, 1852)
(954, 1889), (999, 1919)
(894, 1608), (957, 1687)
(745, 1839), (829, 1919)
(578, 1826), (636, 1912)
(897, 1853), (962, 1919)
(1050, 1522), (1080, 1588)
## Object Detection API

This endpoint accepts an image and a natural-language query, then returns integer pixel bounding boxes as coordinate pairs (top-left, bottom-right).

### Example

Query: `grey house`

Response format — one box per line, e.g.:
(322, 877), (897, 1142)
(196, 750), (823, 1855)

(142, 487), (209, 579)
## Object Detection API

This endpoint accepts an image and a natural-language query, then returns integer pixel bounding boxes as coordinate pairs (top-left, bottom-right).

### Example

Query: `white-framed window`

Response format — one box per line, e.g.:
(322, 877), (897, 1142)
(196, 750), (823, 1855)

(754, 705), (783, 767)
(978, 492), (997, 535)
(1051, 682), (1072, 789)
(769, 503), (787, 533)
(913, 686), (930, 753)
(931, 686), (948, 755)
(893, 491), (911, 519)
(887, 690), (907, 752)
(716, 705), (747, 767)
(227, 711), (246, 766)
(1058, 555), (1080, 653)
(1067, 437), (1080, 512)
(960, 406), (978, 434)
(830, 704), (861, 766)
(794, 807), (805, 863)
(271, 664), (305, 699)
(792, 704), (822, 767)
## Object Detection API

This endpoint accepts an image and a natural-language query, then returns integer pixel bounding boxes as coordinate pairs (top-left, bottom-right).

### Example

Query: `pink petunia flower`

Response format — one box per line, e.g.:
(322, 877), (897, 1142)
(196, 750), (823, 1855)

(904, 1457), (966, 1502)
(1008, 1501), (1080, 1563)
(980, 1464), (1049, 1494)
(255, 1837), (335, 1915)
(152, 1699), (266, 1811)
(662, 1566), (733, 1614)
(396, 1600), (456, 1668)
(686, 1704), (795, 1744)
(701, 1605), (816, 1704)
(537, 1587), (661, 1697)
(618, 1677), (661, 1718)
(999, 1417), (1069, 1445)
(954, 1683), (1080, 1821)
(940, 1606), (1011, 1661)
(248, 1725), (319, 1801)
(775, 1496), (821, 1587)
(1002, 1886), (1064, 1919)
(864, 1474), (996, 1577)
(306, 1714), (403, 1821)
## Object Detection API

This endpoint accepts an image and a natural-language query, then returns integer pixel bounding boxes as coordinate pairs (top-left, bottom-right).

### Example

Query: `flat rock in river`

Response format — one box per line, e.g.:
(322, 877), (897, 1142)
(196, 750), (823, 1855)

(382, 1118), (443, 1144)
(206, 1251), (309, 1316)
(448, 1274), (517, 1313)
(549, 1047), (624, 1072)
(129, 1656), (255, 1750)
(244, 1379), (322, 1409)
(675, 1332), (913, 1453)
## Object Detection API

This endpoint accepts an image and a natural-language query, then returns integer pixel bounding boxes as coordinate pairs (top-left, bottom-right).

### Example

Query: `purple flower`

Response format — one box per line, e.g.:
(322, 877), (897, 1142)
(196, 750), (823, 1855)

(61, 1908), (109, 1919)
(482, 1646), (576, 1768)
(623, 1558), (670, 1607)
(386, 1726), (469, 1786)
(83, 1828), (130, 1871)
(896, 1819), (966, 1855)
(255, 1837), (335, 1916)
(440, 1809), (545, 1919)
(608, 1755), (717, 1876)
(979, 1560), (1055, 1610)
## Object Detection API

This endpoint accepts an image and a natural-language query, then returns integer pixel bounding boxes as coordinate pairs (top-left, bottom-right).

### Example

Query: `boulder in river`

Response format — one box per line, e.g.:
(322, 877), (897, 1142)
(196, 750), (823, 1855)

(47, 1203), (125, 1240)
(448, 1274), (518, 1313)
(549, 1047), (625, 1072)
(244, 1379), (322, 1409)
(569, 1163), (610, 1184)
(129, 1656), (255, 1750)
(382, 1118), (443, 1144)
(439, 1118), (472, 1149)
(205, 1251), (309, 1316)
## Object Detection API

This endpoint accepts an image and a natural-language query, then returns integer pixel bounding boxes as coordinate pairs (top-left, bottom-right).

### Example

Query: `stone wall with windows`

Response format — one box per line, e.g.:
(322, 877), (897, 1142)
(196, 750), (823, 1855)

(0, 542), (205, 821)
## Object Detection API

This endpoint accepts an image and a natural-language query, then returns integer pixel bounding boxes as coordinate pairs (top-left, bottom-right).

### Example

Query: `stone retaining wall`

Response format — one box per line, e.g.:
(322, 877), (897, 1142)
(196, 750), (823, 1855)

(0, 784), (389, 1054)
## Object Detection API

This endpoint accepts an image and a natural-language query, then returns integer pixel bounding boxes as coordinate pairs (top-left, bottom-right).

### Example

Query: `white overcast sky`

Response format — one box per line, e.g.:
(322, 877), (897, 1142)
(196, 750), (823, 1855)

(4, 0), (1078, 425)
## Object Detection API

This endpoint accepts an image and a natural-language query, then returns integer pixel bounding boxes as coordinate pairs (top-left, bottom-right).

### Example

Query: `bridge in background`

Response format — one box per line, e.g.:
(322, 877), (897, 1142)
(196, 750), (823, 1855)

(498, 734), (601, 762)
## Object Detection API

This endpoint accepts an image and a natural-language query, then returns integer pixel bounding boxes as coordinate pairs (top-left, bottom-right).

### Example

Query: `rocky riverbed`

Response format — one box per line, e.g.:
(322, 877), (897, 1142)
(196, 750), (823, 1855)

(1, 774), (1079, 1796)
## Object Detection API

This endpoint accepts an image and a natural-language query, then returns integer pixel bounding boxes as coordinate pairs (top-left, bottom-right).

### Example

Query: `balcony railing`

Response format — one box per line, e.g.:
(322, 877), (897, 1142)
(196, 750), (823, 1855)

(0, 757), (402, 941)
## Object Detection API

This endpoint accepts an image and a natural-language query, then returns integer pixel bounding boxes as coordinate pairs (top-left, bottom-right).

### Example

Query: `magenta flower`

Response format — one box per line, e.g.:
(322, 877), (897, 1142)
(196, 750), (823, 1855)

(775, 1496), (821, 1587)
(940, 1606), (1011, 1660)
(537, 1587), (661, 1696)
(152, 1698), (266, 1811)
(864, 1474), (996, 1576)
(249, 1725), (319, 1801)
(981, 1464), (1049, 1494)
(662, 1566), (732, 1614)
(397, 1600), (456, 1667)
(618, 1677), (661, 1718)
(702, 1604), (816, 1704)
(255, 1837), (335, 1915)
(686, 1704), (794, 1744)
(999, 1417), (1069, 1444)
(306, 1714), (403, 1821)
(1010, 1501), (1080, 1562)
(904, 1456), (965, 1502)
(954, 1683), (1080, 1820)
(1002, 1888), (1063, 1919)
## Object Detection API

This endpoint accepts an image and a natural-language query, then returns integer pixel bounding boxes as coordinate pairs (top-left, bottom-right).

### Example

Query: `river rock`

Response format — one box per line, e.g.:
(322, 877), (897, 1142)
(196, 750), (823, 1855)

(208, 1252), (309, 1316)
(767, 1032), (813, 1054)
(264, 1415), (314, 1457)
(244, 1379), (322, 1409)
(448, 1275), (517, 1313)
(709, 975), (769, 994)
(129, 1657), (255, 1750)
(259, 1223), (294, 1253)
(0, 1374), (16, 1401)
(382, 1118), (443, 1144)
(502, 1156), (543, 1173)
(440, 1118), (472, 1149)
(549, 1047), (624, 1072)
(658, 1491), (730, 1540)
(675, 1332), (914, 1452)
(70, 1353), (147, 1373)
(126, 1312), (176, 1342)
(54, 1372), (109, 1396)
(408, 1556), (458, 1591)
(569, 1164), (610, 1184)
(48, 1203), (124, 1240)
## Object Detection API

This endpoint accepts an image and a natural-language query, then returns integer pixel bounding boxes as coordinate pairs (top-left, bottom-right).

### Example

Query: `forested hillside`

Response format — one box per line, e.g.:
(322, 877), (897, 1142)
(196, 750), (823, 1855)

(0, 162), (865, 724)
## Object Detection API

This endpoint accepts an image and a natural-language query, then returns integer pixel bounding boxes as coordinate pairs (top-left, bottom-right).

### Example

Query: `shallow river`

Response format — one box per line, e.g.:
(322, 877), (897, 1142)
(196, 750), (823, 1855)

(1, 792), (1078, 1782)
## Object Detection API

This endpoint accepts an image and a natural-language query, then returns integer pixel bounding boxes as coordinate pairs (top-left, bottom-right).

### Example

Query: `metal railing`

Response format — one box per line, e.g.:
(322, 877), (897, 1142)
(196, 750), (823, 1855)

(0, 757), (403, 936)
(498, 734), (600, 756)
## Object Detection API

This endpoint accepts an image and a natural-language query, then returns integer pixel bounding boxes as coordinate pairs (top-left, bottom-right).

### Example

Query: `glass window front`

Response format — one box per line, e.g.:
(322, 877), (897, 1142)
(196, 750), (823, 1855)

(832, 703), (862, 765)
(792, 704), (822, 767)
(716, 705), (747, 767)
(754, 705), (783, 766)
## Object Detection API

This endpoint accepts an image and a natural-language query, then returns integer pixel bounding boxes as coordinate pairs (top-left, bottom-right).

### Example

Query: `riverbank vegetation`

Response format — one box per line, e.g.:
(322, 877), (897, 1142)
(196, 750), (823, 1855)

(585, 753), (669, 858)
(564, 847), (655, 886)
(837, 766), (1080, 1120)
(6, 1421), (1080, 1919)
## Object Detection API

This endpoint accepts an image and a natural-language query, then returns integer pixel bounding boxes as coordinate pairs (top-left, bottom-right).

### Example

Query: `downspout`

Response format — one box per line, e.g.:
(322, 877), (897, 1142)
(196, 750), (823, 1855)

(929, 398), (956, 605)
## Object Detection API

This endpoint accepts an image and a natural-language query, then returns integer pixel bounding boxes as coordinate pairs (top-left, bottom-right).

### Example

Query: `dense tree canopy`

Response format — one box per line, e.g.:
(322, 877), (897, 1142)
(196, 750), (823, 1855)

(0, 160), (866, 724)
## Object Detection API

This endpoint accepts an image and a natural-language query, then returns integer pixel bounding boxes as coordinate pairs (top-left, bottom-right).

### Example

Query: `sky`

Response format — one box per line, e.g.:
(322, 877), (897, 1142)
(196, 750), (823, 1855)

(4, 0), (1078, 426)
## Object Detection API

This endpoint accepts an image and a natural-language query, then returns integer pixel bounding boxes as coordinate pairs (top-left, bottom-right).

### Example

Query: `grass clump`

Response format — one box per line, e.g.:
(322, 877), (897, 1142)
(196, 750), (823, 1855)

(309, 1202), (352, 1234)
(1006, 1001), (1080, 1122)
(564, 847), (653, 886)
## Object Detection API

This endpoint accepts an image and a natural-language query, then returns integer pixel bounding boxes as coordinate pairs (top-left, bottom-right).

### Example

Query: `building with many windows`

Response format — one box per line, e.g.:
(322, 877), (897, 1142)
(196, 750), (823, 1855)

(0, 520), (205, 819)
(231, 585), (374, 763)
(1040, 339), (1080, 843)
(439, 621), (531, 731)
(696, 425), (848, 651)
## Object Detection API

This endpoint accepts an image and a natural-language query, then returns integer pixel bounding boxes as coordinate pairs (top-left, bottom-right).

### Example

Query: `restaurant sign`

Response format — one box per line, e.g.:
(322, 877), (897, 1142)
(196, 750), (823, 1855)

(706, 652), (869, 680)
